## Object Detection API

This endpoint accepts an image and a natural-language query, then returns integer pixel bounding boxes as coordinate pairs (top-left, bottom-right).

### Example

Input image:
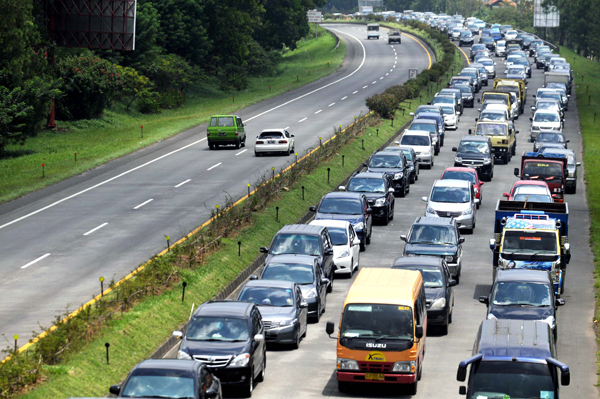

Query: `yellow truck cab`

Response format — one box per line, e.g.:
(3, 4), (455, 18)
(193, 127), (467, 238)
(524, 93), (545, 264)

(473, 121), (517, 164)
(326, 268), (426, 395)
(493, 78), (527, 115)
(479, 90), (515, 119)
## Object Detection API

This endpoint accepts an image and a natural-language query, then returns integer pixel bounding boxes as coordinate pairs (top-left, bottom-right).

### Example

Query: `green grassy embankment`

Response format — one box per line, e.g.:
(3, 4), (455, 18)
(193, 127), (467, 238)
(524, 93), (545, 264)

(0, 27), (345, 204)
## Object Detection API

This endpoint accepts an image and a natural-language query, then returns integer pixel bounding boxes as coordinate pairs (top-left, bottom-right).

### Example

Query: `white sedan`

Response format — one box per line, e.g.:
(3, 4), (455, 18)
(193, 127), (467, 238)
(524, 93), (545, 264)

(254, 129), (295, 156)
(309, 220), (360, 276)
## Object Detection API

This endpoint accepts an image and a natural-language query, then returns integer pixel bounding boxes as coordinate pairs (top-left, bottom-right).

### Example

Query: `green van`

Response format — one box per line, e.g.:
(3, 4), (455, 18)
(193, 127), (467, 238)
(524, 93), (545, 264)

(207, 115), (247, 149)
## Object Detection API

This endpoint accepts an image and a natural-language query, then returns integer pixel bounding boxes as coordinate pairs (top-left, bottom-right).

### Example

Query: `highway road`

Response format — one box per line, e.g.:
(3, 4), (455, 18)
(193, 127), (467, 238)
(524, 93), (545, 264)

(0, 25), (434, 348)
(210, 45), (598, 398)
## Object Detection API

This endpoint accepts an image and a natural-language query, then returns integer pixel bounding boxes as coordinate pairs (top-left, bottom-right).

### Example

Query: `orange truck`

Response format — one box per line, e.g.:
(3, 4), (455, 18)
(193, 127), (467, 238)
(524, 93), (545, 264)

(325, 268), (427, 394)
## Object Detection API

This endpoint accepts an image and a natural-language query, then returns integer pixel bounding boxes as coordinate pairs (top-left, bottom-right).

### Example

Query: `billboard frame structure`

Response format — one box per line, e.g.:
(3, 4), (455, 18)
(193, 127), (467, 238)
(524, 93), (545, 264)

(533, 0), (560, 28)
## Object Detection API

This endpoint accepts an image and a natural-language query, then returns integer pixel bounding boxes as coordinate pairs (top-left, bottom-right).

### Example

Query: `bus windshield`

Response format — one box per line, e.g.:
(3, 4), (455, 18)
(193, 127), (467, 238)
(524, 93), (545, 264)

(341, 304), (413, 340)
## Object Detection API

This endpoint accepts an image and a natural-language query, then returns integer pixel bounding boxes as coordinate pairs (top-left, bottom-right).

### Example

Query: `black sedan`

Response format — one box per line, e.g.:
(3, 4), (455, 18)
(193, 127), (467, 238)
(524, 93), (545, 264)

(109, 359), (222, 399)
(385, 145), (420, 183)
(533, 131), (567, 152)
(342, 172), (395, 225)
(392, 256), (456, 335)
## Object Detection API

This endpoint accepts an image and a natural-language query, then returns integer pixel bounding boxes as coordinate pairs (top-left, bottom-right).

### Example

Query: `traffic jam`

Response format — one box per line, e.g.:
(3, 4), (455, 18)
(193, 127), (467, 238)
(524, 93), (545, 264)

(86, 13), (576, 399)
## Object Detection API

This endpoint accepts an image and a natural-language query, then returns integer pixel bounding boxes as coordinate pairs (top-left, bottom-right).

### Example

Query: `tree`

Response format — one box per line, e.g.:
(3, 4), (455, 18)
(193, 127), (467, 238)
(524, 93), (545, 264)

(255, 0), (315, 51)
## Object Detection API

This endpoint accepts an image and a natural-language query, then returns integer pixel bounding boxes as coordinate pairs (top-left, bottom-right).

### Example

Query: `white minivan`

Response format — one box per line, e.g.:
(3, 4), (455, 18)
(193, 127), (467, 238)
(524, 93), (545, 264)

(399, 130), (435, 168)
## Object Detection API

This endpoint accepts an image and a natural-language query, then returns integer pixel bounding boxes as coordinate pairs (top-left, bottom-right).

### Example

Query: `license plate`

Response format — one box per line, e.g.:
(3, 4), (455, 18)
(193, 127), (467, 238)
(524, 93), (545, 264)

(267, 140), (276, 144)
(365, 373), (385, 381)
(218, 132), (227, 136)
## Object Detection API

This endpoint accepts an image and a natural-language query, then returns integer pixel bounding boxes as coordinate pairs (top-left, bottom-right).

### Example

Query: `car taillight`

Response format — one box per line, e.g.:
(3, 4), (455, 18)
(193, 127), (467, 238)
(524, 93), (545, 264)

(279, 140), (288, 144)
(256, 140), (264, 144)
(235, 131), (239, 136)
(207, 132), (210, 136)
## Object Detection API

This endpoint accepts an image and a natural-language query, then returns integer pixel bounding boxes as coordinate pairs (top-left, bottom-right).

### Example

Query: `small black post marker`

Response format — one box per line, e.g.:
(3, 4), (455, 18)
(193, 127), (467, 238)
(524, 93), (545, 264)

(269, 85), (271, 92)
(297, 75), (299, 81)
(14, 335), (18, 352)
(247, 183), (250, 197)
(182, 282), (187, 302)
(238, 241), (241, 256)
(166, 235), (171, 251)
(272, 167), (275, 180)
(42, 163), (45, 178)
(376, 128), (379, 137)
(391, 117), (395, 127)
(319, 137), (322, 147)
(362, 139), (365, 150)
(105, 343), (110, 364)
(327, 167), (331, 183)
(302, 186), (305, 200)
(74, 152), (77, 162)
(276, 206), (279, 221)
(342, 155), (345, 167)
(232, 96), (235, 103)
(403, 109), (405, 117)
(587, 85), (589, 92)
(295, 152), (298, 163)
(141, 125), (144, 138)
(99, 276), (104, 296)
(215, 205), (219, 218)
(420, 95), (422, 102)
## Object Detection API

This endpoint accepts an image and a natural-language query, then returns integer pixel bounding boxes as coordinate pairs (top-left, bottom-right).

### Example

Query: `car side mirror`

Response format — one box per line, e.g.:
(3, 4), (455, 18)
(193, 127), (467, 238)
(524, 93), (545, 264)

(529, 117), (533, 121)
(249, 275), (259, 280)
(291, 134), (295, 137)
(388, 187), (395, 193)
(409, 112), (415, 116)
(338, 185), (346, 191)
(561, 369), (570, 386)
(514, 168), (520, 177)
(480, 182), (484, 186)
(309, 206), (317, 212)
(321, 278), (330, 286)
(477, 98), (481, 103)
(421, 196), (428, 202)
(474, 199), (480, 205)
(353, 237), (361, 246)
(489, 238), (496, 250)
(205, 388), (219, 399)
(531, 106), (536, 110)
(479, 296), (489, 305)
(449, 279), (457, 287)
(468, 129), (472, 135)
(326, 248), (334, 256)
(459, 386), (467, 395)
(326, 321), (335, 335)
(415, 325), (424, 339)
(515, 130), (519, 134)
(254, 333), (265, 342)
(109, 385), (121, 395)
(459, 237), (465, 244)
(577, 162), (581, 167)
(362, 162), (367, 167)
(260, 246), (269, 253)
(566, 140), (570, 143)
(366, 208), (373, 214)
(503, 192), (509, 198)
(400, 234), (407, 242)
(452, 147), (458, 152)
(556, 298), (566, 306)
(552, 194), (558, 199)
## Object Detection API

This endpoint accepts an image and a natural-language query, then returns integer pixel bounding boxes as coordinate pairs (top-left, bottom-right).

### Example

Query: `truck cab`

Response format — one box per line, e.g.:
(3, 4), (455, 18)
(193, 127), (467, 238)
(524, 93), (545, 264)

(515, 152), (568, 201)
(388, 30), (401, 44)
(473, 121), (516, 164)
(367, 23), (380, 39)
(457, 319), (570, 399)
(493, 78), (527, 114)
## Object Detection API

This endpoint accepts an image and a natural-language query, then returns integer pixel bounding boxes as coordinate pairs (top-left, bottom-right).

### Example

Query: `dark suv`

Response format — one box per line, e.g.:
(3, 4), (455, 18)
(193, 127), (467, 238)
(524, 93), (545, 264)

(310, 192), (372, 251)
(401, 217), (464, 282)
(173, 301), (266, 397)
(260, 224), (335, 291)
(341, 172), (395, 225)
(479, 269), (565, 341)
(452, 135), (494, 181)
(363, 151), (410, 197)
(385, 145), (420, 183)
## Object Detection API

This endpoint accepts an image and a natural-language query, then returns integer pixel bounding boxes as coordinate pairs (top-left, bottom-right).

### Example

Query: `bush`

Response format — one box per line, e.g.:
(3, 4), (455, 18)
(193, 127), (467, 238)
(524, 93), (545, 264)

(139, 53), (195, 105)
(384, 85), (409, 103)
(366, 93), (399, 118)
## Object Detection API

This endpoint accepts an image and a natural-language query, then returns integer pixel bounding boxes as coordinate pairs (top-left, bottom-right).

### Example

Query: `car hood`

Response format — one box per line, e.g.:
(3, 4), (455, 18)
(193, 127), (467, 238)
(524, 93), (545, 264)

(425, 287), (445, 302)
(315, 213), (362, 225)
(507, 73), (525, 79)
(367, 167), (402, 175)
(361, 192), (387, 201)
(532, 122), (560, 129)
(405, 243), (457, 256)
(298, 284), (318, 297)
(489, 306), (553, 321)
(333, 244), (351, 258)
(457, 152), (488, 160)
(182, 340), (250, 357)
(428, 201), (471, 212)
(257, 305), (297, 320)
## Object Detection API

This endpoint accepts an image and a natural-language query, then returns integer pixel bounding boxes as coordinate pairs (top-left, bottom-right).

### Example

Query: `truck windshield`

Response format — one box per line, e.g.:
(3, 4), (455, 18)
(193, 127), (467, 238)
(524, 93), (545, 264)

(523, 162), (563, 179)
(476, 124), (508, 136)
(502, 230), (557, 253)
(483, 94), (508, 105)
(469, 361), (556, 399)
(341, 304), (413, 340)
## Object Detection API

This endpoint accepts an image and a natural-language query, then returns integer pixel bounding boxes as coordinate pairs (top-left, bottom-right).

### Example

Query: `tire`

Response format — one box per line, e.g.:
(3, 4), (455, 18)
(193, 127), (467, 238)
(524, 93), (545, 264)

(439, 323), (449, 335)
(338, 381), (352, 393)
(399, 184), (406, 198)
(360, 239), (366, 252)
(292, 329), (301, 349)
(235, 139), (241, 149)
(389, 204), (395, 220)
(209, 143), (215, 150)
(254, 151), (260, 157)
(286, 147), (291, 156)
(449, 311), (453, 324)
(313, 300), (322, 322)
(410, 173), (416, 184)
(366, 227), (372, 245)
(383, 210), (390, 225)
(327, 273), (333, 293)
(243, 372), (254, 398)
(476, 201), (480, 210)
(255, 357), (266, 382)
(349, 259), (354, 278)
(407, 380), (418, 395)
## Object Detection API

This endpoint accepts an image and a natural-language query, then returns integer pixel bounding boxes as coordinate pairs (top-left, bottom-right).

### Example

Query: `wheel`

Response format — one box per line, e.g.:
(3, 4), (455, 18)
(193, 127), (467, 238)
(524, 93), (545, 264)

(327, 273), (333, 293)
(254, 151), (260, 157)
(292, 329), (301, 349)
(360, 239), (366, 252)
(399, 184), (406, 198)
(407, 380), (418, 395)
(439, 323), (448, 335)
(382, 210), (390, 225)
(209, 143), (215, 150)
(338, 381), (352, 393)
(476, 201), (480, 210)
(243, 372), (253, 397)
(389, 204), (394, 220)
(434, 147), (440, 156)
(255, 357), (266, 382)
(348, 259), (354, 278)
(313, 299), (322, 322)
(431, 158), (434, 168)
(366, 227), (372, 245)
(286, 147), (291, 156)
(235, 139), (241, 149)
(410, 173), (416, 184)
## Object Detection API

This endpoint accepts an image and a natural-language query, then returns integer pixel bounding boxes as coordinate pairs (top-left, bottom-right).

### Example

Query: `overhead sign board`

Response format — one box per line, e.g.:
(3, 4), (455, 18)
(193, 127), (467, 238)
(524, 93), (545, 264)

(307, 10), (322, 23)
(533, 0), (560, 28)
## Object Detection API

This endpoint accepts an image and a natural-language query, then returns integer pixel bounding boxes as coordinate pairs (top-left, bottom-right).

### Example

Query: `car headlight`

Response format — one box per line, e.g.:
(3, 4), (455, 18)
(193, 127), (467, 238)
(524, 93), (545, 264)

(177, 350), (192, 360)
(229, 353), (250, 368)
(305, 288), (318, 298)
(455, 156), (463, 163)
(467, 95), (473, 99)
(392, 360), (416, 373)
(337, 358), (360, 371)
(393, 172), (403, 180)
(280, 318), (298, 326)
(543, 316), (556, 329)
(483, 158), (492, 164)
(445, 255), (454, 262)
(532, 126), (540, 130)
(461, 207), (473, 215)
(487, 313), (497, 320)
(423, 150), (431, 156)
(374, 197), (386, 207)
(432, 137), (438, 143)
(336, 249), (350, 259)
(430, 298), (447, 309)
(354, 222), (364, 231)
(426, 206), (437, 215)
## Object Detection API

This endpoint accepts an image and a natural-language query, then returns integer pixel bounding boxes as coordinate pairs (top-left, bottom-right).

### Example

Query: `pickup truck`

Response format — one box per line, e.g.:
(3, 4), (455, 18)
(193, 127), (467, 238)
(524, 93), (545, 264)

(388, 29), (401, 44)
(490, 199), (570, 294)
(514, 152), (568, 201)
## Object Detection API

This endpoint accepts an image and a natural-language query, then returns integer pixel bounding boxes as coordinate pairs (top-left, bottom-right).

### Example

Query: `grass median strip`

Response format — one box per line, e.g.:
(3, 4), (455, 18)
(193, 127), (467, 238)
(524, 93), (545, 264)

(0, 28), (345, 204)
(559, 46), (600, 381)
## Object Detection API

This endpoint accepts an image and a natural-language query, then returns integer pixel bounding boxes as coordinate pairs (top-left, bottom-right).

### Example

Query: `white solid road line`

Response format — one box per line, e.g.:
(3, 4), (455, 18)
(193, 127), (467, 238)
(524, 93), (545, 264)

(235, 149), (247, 156)
(341, 96), (348, 100)
(315, 110), (322, 114)
(133, 199), (154, 210)
(352, 91), (358, 94)
(21, 253), (51, 269)
(328, 103), (335, 107)
(298, 117), (307, 122)
(175, 179), (191, 188)
(207, 162), (222, 171)
(83, 222), (108, 236)
(245, 29), (366, 123)
(0, 138), (207, 231)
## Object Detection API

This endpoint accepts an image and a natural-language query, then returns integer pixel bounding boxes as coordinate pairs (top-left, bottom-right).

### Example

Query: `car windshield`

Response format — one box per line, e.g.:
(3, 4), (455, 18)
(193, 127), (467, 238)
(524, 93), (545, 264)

(185, 317), (249, 341)
(239, 286), (295, 306)
(270, 233), (321, 256)
(318, 198), (362, 215)
(443, 170), (476, 184)
(348, 177), (386, 193)
(537, 133), (564, 142)
(513, 193), (553, 202)
(507, 68), (523, 75)
(410, 123), (436, 133)
(458, 141), (489, 153)
(402, 266), (444, 288)
(477, 123), (507, 136)
(261, 263), (315, 285)
(369, 154), (402, 168)
(401, 135), (429, 146)
(400, 149), (414, 160)
(470, 361), (556, 399)
(440, 106), (454, 114)
(122, 372), (195, 399)
(539, 92), (562, 102)
(259, 131), (284, 139)
(409, 224), (457, 244)
(327, 227), (349, 246)
(433, 96), (454, 104)
(502, 230), (558, 253)
(534, 113), (559, 122)
(458, 86), (472, 93)
(481, 111), (505, 121)
(536, 102), (559, 111)
(481, 60), (493, 66)
(430, 186), (470, 203)
(341, 304), (413, 340)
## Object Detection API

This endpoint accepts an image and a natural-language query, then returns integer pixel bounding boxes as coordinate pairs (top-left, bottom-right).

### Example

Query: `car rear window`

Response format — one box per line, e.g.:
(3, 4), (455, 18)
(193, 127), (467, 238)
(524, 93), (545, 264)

(217, 117), (235, 127)
(259, 131), (284, 139)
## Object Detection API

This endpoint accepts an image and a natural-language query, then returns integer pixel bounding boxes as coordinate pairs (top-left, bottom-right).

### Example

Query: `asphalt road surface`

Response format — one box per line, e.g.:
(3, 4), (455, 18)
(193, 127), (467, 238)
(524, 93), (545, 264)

(208, 44), (598, 398)
(0, 26), (434, 348)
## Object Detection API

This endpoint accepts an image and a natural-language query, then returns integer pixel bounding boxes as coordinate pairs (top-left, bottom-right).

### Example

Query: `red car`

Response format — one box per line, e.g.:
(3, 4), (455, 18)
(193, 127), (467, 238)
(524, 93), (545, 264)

(440, 167), (484, 208)
(502, 180), (557, 201)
